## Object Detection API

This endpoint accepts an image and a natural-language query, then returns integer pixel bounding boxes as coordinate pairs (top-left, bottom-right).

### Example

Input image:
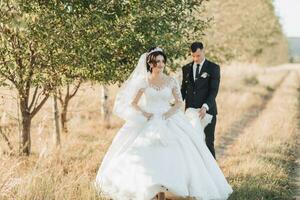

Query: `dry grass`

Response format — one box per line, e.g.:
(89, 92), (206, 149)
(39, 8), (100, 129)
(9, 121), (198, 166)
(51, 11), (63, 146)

(221, 70), (299, 199)
(215, 63), (287, 146)
(0, 64), (299, 199)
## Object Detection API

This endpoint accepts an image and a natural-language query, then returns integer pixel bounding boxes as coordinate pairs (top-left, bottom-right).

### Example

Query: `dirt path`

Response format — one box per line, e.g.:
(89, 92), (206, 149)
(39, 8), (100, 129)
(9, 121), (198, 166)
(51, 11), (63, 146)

(215, 71), (288, 159)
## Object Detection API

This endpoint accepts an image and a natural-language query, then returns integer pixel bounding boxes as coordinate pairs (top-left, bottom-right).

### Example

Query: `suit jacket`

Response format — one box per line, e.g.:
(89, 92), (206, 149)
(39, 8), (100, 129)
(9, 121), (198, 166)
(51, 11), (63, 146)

(181, 59), (220, 115)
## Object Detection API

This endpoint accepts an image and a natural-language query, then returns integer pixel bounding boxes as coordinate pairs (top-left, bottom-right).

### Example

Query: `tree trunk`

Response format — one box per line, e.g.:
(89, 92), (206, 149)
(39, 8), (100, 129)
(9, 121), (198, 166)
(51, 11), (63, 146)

(53, 94), (61, 146)
(19, 99), (31, 156)
(100, 85), (110, 127)
(60, 100), (69, 134)
(58, 82), (81, 134)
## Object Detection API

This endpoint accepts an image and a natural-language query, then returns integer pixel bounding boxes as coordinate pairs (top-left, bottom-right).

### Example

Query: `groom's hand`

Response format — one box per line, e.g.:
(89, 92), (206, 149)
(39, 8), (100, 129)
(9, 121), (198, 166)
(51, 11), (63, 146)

(199, 107), (207, 119)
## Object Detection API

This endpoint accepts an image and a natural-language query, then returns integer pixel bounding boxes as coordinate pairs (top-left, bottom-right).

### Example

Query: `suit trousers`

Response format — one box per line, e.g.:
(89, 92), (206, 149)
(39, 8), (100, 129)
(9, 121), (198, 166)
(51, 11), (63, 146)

(204, 115), (217, 159)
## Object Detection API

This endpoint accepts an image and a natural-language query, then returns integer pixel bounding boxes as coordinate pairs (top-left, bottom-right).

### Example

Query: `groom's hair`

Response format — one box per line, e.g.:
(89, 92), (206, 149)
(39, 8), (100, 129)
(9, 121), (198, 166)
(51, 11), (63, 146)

(191, 42), (204, 52)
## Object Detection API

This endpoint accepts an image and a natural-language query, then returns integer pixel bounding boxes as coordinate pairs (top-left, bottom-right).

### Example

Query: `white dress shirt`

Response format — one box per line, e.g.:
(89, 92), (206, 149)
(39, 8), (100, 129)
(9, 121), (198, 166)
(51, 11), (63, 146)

(193, 58), (206, 81)
(192, 58), (209, 111)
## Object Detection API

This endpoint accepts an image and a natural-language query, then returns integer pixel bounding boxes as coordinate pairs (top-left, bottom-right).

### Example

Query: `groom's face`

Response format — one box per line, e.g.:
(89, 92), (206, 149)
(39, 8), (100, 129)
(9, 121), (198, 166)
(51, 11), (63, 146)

(191, 48), (205, 64)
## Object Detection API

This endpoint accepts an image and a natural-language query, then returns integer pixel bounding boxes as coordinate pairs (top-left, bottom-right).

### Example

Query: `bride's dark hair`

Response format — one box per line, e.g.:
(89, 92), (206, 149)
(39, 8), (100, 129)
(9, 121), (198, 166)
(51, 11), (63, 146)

(146, 47), (167, 73)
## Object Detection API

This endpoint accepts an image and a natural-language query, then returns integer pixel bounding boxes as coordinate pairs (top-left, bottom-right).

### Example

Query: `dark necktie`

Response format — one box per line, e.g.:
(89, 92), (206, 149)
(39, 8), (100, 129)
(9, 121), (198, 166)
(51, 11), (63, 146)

(196, 64), (201, 78)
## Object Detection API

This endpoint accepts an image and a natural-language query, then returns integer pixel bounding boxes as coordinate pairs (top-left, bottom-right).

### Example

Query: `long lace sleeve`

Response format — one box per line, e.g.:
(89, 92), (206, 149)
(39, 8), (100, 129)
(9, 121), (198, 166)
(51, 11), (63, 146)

(131, 88), (147, 115)
(113, 76), (150, 123)
(163, 77), (183, 119)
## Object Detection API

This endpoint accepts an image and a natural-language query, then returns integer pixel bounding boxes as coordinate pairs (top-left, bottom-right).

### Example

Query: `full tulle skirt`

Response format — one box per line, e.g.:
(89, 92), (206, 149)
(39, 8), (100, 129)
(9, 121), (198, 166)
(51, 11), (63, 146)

(95, 109), (232, 200)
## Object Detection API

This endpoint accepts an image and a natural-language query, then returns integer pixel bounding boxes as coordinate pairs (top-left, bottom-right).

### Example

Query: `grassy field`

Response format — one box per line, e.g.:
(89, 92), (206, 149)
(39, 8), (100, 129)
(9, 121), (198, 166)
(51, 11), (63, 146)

(222, 70), (299, 199)
(0, 64), (300, 200)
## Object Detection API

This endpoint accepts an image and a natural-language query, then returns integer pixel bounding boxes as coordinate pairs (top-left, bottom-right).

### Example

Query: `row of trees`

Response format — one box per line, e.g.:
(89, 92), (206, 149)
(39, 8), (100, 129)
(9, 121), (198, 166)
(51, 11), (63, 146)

(0, 0), (209, 155)
(202, 0), (289, 65)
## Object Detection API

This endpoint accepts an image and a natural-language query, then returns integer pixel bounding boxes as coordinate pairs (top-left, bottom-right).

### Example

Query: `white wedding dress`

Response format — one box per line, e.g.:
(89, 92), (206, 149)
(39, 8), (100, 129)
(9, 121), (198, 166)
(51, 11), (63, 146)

(95, 75), (233, 200)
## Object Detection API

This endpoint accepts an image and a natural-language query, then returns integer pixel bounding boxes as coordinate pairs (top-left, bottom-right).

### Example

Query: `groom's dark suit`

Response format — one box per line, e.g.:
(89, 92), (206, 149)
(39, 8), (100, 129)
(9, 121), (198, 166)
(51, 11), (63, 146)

(181, 59), (220, 158)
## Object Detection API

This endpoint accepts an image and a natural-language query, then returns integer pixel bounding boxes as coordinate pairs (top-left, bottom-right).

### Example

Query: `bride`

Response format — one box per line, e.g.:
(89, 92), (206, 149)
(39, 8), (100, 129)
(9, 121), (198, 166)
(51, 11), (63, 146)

(95, 47), (233, 200)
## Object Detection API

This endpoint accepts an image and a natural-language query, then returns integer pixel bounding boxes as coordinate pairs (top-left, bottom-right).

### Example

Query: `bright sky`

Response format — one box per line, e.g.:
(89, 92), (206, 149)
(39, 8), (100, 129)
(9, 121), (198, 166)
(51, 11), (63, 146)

(274, 0), (300, 37)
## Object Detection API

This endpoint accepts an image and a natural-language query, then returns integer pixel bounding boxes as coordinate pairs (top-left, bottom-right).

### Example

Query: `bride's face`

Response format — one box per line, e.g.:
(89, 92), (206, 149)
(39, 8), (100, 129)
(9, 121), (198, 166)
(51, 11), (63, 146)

(150, 55), (165, 73)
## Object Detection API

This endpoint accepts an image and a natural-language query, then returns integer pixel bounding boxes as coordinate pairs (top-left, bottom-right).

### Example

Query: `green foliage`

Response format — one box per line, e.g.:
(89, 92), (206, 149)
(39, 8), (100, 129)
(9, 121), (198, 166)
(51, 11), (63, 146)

(1, 0), (210, 87)
(0, 0), (67, 92)
(60, 0), (210, 83)
(202, 0), (289, 65)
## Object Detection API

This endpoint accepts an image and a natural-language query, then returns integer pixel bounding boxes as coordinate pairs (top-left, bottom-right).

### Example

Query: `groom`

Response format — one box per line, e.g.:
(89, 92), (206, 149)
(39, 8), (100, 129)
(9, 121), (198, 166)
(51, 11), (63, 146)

(181, 42), (220, 159)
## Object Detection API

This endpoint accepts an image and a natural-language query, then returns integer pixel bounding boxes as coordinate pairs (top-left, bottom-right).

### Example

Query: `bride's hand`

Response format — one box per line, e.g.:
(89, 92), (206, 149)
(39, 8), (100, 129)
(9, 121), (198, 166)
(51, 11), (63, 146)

(143, 112), (153, 120)
(162, 112), (172, 120)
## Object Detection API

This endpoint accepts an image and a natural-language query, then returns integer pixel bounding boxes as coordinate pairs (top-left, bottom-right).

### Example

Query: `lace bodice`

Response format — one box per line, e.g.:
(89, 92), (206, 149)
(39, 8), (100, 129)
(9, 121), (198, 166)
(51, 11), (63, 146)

(131, 76), (183, 117)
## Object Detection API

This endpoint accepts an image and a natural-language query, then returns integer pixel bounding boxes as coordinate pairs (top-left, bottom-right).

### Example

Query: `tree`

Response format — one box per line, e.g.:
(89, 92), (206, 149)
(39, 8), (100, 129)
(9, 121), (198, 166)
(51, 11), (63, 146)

(0, 0), (72, 155)
(99, 84), (110, 127)
(52, 92), (61, 146)
(0, 0), (209, 155)
(40, 0), (209, 84)
(40, 0), (210, 129)
(57, 80), (81, 134)
(202, 0), (288, 65)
